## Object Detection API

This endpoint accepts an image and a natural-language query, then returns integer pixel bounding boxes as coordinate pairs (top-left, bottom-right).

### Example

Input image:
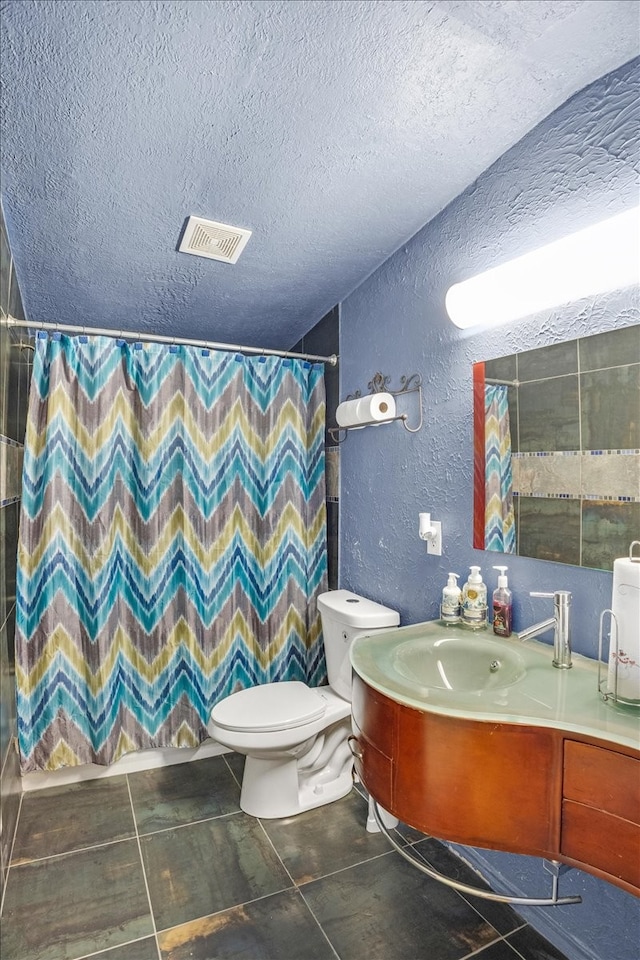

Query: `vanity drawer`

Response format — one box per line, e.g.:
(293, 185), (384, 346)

(351, 731), (394, 812)
(561, 800), (640, 888)
(351, 674), (396, 758)
(563, 741), (640, 823)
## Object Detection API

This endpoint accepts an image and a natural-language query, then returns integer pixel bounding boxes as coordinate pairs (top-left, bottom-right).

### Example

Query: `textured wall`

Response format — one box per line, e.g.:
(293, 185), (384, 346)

(1, 1), (638, 349)
(340, 59), (639, 960)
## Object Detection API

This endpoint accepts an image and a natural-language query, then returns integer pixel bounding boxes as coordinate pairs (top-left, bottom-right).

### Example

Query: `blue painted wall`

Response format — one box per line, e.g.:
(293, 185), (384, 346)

(339, 58), (640, 960)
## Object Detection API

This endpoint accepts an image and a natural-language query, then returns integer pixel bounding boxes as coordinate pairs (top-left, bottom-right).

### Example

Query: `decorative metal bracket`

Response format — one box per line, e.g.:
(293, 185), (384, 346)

(371, 801), (581, 907)
(328, 372), (423, 443)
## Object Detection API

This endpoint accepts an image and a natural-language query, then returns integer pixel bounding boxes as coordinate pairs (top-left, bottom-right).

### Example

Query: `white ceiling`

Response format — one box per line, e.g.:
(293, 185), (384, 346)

(1, 0), (638, 349)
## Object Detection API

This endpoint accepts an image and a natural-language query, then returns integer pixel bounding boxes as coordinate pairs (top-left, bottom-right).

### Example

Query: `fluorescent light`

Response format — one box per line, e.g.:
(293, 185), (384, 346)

(445, 207), (639, 329)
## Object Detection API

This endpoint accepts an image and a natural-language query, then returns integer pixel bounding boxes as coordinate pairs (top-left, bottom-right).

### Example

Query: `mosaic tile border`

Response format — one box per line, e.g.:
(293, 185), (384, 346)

(513, 450), (639, 457)
(514, 493), (638, 502)
(511, 450), (640, 502)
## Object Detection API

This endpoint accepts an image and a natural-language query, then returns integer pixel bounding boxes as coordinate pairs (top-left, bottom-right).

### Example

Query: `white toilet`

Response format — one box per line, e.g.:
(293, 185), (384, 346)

(207, 589), (399, 818)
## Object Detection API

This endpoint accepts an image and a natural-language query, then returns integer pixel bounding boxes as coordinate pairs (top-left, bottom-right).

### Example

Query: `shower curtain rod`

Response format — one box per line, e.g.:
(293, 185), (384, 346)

(4, 315), (338, 366)
(485, 376), (519, 387)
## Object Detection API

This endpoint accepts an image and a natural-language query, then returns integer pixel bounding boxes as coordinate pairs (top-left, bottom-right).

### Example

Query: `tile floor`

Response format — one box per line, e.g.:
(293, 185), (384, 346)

(0, 753), (569, 960)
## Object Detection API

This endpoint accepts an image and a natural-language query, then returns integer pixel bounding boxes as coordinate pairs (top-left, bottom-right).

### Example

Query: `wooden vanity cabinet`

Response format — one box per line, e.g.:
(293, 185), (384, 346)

(351, 674), (640, 896)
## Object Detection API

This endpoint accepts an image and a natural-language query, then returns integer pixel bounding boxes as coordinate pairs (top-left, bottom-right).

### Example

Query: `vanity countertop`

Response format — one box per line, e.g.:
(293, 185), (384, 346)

(350, 620), (640, 751)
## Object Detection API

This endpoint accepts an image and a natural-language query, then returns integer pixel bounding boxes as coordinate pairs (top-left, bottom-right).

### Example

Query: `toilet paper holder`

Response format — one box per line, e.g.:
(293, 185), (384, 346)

(328, 371), (423, 443)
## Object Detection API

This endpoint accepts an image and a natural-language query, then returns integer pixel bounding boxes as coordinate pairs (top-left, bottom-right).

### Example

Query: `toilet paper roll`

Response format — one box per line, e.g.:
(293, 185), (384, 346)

(607, 555), (640, 703)
(335, 393), (396, 428)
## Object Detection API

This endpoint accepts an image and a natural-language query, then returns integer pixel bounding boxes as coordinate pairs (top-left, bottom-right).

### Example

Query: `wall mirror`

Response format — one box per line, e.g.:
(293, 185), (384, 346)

(473, 325), (639, 572)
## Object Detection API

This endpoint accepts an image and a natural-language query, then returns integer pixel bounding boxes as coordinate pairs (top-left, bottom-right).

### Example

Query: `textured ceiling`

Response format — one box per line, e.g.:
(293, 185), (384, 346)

(1, 0), (638, 350)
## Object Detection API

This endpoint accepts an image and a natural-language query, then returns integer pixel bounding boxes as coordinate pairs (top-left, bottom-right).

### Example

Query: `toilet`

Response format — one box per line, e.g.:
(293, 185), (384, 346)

(207, 589), (399, 818)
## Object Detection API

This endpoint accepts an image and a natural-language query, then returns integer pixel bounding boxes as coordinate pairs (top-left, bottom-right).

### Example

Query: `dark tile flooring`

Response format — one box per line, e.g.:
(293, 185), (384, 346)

(0, 753), (569, 960)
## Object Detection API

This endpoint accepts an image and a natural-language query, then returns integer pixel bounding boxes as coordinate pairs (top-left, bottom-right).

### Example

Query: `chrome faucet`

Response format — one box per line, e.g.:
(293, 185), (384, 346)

(518, 591), (572, 669)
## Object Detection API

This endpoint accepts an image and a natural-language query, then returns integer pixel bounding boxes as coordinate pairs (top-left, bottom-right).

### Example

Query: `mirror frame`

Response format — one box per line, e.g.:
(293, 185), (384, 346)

(472, 362), (487, 551)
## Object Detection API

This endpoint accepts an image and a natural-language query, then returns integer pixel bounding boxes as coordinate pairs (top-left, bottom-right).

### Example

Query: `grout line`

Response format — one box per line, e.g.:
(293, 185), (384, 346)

(6, 831), (141, 867)
(457, 925), (528, 960)
(0, 786), (24, 916)
(296, 846), (397, 888)
(136, 806), (243, 840)
(152, 882), (297, 938)
(255, 817), (297, 888)
(124, 773), (163, 960)
(0, 600), (16, 658)
(297, 886), (342, 960)
(0, 721), (16, 796)
(222, 752), (243, 788)
(577, 339), (584, 565)
(67, 932), (159, 960)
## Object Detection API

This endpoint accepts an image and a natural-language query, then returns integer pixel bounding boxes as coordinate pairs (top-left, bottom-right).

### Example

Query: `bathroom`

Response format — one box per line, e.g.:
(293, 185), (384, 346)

(1, 3), (639, 959)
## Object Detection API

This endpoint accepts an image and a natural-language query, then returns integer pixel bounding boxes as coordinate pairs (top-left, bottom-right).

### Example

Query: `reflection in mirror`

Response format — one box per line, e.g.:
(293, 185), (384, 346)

(473, 325), (640, 571)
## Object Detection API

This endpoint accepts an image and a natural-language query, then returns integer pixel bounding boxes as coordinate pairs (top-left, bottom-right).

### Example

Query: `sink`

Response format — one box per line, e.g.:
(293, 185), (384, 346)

(349, 620), (640, 752)
(391, 635), (527, 693)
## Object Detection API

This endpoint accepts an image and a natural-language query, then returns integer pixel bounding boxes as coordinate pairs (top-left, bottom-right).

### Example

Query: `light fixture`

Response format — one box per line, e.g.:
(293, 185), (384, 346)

(445, 207), (639, 329)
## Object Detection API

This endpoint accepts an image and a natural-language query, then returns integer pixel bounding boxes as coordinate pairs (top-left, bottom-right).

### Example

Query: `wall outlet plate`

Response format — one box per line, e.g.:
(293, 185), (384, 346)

(426, 520), (442, 556)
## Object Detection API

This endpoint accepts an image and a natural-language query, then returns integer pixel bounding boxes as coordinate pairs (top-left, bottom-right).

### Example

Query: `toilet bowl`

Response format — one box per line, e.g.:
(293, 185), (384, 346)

(207, 590), (399, 818)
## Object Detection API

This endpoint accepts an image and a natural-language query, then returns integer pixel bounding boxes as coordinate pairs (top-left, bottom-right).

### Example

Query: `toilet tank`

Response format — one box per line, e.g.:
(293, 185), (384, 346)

(317, 590), (399, 701)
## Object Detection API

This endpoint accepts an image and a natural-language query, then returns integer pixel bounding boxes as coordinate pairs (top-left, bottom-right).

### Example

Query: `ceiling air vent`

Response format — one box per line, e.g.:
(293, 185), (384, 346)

(178, 216), (252, 264)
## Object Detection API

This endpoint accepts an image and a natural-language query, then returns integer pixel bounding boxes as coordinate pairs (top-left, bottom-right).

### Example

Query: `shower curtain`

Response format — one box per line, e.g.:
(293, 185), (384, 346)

(16, 334), (328, 772)
(484, 383), (515, 554)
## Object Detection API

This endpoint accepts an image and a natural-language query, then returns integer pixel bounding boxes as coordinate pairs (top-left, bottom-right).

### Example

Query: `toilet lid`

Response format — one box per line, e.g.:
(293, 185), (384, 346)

(211, 681), (328, 733)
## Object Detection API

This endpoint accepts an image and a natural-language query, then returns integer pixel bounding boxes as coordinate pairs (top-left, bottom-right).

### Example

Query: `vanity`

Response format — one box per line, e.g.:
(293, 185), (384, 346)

(349, 621), (640, 898)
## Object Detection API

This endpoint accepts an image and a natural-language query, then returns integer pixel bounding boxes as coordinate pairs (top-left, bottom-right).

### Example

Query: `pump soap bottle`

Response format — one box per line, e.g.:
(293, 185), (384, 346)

(441, 573), (461, 623)
(461, 566), (487, 628)
(492, 566), (512, 637)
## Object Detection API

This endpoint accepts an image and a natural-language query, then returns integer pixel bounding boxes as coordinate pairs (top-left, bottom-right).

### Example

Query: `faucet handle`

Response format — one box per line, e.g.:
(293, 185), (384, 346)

(530, 591), (572, 602)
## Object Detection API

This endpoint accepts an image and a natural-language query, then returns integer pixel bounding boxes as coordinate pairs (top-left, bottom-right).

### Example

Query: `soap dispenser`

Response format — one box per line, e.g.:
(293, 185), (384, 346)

(461, 566), (488, 628)
(441, 573), (461, 624)
(492, 566), (512, 637)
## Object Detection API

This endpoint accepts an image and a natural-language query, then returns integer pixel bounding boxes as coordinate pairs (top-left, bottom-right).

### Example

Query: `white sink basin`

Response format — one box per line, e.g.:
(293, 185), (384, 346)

(391, 635), (527, 693)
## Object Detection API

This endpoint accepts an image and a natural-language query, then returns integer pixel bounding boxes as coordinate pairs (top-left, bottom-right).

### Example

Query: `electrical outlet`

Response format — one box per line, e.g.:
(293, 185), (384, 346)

(426, 520), (442, 556)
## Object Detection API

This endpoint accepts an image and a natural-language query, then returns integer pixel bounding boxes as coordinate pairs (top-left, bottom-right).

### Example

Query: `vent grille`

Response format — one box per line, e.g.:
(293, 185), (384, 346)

(179, 216), (252, 264)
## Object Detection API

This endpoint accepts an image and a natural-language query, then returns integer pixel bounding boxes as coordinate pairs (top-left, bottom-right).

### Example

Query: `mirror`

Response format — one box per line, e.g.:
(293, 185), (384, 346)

(473, 325), (640, 571)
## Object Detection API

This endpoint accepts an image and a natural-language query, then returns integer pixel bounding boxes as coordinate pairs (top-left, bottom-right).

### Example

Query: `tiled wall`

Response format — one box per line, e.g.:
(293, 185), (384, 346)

(485, 326), (640, 570)
(1, 200), (32, 894)
(291, 306), (340, 590)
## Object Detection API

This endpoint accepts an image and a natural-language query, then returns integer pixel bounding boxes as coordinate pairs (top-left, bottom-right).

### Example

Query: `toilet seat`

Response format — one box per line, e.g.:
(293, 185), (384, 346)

(210, 681), (328, 733)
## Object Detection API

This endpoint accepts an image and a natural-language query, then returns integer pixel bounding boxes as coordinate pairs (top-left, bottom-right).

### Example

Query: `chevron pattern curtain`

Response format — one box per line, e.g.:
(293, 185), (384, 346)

(16, 334), (328, 773)
(484, 384), (516, 554)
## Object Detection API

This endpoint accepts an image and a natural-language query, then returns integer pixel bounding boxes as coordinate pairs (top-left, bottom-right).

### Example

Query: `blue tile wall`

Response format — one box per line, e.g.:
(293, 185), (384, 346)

(291, 306), (340, 589)
(1, 198), (30, 894)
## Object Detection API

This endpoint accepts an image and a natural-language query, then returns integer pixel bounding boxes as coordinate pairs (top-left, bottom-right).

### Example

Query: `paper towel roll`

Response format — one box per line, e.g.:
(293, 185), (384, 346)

(335, 393), (396, 428)
(335, 397), (364, 428)
(607, 553), (640, 703)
